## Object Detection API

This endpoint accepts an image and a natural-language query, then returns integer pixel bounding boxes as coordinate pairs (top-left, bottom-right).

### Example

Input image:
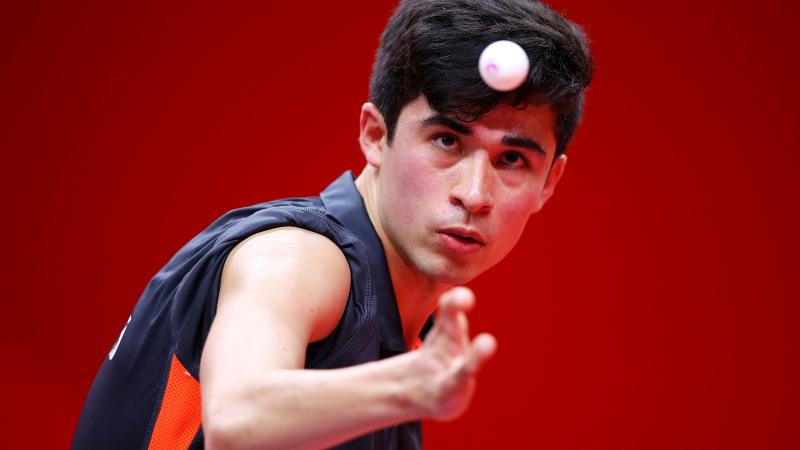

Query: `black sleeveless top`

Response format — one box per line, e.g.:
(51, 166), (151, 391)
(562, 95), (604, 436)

(72, 171), (430, 449)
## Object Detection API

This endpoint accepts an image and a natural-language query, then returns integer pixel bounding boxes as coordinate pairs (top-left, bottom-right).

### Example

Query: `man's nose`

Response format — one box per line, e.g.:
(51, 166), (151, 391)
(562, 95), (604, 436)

(450, 152), (495, 214)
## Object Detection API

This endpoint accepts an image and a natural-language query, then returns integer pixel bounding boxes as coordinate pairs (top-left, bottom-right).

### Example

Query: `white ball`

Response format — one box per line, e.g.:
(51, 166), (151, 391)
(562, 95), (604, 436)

(478, 40), (530, 92)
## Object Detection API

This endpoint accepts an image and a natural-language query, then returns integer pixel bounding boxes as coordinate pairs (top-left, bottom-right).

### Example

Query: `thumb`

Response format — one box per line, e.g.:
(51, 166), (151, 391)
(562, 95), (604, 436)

(462, 333), (497, 374)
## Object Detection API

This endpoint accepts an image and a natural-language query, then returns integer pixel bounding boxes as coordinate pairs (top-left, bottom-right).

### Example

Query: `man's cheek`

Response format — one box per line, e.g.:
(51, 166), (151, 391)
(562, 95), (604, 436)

(508, 186), (543, 216)
(396, 169), (442, 210)
(497, 200), (536, 237)
(394, 199), (417, 227)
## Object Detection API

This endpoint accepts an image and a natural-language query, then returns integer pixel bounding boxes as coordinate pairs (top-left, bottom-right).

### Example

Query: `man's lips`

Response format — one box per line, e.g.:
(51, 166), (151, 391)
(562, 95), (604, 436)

(437, 227), (486, 246)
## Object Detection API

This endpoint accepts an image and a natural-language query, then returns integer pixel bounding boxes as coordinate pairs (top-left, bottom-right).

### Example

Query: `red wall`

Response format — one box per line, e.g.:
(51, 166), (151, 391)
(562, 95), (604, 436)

(1, 1), (797, 448)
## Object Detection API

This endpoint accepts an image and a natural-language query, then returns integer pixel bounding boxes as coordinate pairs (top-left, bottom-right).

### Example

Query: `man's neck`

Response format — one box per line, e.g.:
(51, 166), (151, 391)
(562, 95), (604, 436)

(355, 166), (449, 348)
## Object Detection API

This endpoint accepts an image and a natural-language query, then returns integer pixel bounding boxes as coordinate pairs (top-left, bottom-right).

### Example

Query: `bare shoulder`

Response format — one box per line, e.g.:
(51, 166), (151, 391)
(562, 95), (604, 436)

(219, 226), (351, 343)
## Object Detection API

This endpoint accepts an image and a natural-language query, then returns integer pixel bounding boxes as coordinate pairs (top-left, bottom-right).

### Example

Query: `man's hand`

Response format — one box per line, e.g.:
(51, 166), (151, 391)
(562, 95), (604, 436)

(408, 286), (497, 421)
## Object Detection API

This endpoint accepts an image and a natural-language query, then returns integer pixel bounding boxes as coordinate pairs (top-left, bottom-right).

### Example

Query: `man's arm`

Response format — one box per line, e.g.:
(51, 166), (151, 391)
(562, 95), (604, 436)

(200, 227), (496, 450)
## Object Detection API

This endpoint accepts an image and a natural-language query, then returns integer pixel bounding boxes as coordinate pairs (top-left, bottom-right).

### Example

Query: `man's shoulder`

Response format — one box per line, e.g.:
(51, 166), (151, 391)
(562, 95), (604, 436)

(221, 226), (351, 342)
(226, 226), (350, 286)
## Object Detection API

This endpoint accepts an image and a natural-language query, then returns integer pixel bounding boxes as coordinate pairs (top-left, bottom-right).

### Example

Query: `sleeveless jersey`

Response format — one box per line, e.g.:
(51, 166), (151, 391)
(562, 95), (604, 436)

(72, 171), (430, 449)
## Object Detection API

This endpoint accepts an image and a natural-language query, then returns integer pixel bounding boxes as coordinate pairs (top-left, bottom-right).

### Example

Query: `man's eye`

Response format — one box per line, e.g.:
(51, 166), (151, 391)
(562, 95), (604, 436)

(434, 134), (458, 149)
(500, 151), (527, 168)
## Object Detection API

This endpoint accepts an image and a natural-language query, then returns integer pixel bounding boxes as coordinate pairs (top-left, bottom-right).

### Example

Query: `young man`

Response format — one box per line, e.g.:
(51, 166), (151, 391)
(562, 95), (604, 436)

(72, 0), (592, 448)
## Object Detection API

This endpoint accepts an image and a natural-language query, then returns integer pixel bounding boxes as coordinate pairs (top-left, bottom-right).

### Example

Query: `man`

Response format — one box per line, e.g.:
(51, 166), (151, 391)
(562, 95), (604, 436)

(72, 0), (592, 448)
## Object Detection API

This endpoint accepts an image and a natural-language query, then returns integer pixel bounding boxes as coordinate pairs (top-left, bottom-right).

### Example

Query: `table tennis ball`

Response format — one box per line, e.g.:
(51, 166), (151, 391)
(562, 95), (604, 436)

(478, 40), (530, 92)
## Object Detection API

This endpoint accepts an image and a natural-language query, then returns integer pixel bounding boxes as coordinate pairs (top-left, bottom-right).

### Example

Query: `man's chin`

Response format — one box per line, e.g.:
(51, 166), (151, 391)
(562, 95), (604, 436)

(425, 260), (484, 285)
(405, 248), (487, 286)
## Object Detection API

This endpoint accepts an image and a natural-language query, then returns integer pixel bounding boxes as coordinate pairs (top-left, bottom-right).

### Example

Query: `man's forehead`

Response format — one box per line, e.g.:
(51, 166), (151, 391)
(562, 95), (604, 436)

(405, 96), (551, 128)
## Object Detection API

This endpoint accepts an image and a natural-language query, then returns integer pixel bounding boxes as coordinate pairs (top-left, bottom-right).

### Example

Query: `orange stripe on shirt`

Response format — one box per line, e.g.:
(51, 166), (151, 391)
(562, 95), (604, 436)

(148, 354), (202, 449)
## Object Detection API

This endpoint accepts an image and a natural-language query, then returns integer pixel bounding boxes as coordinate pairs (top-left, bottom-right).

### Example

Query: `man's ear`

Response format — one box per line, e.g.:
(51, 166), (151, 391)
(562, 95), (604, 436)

(539, 154), (568, 208)
(359, 102), (388, 168)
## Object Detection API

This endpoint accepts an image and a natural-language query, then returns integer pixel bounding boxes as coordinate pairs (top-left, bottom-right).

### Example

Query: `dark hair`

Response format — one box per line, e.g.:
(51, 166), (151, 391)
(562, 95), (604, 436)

(369, 0), (593, 156)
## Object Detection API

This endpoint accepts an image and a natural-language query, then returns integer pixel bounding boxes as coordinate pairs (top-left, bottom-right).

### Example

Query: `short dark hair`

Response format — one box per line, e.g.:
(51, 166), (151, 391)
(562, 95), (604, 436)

(370, 0), (593, 156)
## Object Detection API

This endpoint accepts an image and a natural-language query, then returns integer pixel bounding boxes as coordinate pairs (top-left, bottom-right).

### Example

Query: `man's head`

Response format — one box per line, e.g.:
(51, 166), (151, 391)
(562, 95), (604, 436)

(370, 0), (593, 157)
(358, 0), (592, 285)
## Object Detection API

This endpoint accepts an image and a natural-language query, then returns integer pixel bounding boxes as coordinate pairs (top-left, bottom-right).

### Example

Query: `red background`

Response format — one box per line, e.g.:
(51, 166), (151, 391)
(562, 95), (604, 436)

(1, 1), (798, 448)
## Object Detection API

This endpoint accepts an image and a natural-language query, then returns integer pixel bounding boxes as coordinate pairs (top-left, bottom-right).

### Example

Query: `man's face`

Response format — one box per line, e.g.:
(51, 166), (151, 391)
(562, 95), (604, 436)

(371, 95), (566, 285)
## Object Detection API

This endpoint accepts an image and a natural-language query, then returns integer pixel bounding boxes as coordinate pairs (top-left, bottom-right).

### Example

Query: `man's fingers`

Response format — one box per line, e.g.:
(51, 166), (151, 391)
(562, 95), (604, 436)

(436, 287), (475, 339)
(438, 287), (475, 315)
(437, 287), (475, 322)
(463, 333), (497, 374)
(458, 312), (469, 337)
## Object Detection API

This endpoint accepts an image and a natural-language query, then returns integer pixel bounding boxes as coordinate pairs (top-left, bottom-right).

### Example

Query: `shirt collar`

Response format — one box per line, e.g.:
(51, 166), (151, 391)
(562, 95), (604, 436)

(320, 171), (409, 353)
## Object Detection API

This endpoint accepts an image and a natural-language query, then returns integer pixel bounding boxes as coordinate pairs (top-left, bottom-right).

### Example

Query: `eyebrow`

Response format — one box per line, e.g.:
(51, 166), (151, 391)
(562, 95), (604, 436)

(420, 114), (547, 158)
(420, 115), (473, 136)
(501, 135), (546, 158)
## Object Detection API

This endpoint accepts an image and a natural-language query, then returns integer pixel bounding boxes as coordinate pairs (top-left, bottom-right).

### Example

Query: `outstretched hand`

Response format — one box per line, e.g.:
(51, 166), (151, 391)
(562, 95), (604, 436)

(410, 286), (497, 421)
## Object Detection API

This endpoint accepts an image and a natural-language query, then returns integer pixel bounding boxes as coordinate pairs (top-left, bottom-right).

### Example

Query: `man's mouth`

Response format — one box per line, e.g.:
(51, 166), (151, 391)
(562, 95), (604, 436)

(439, 227), (486, 244)
(437, 227), (486, 252)
(443, 232), (481, 245)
